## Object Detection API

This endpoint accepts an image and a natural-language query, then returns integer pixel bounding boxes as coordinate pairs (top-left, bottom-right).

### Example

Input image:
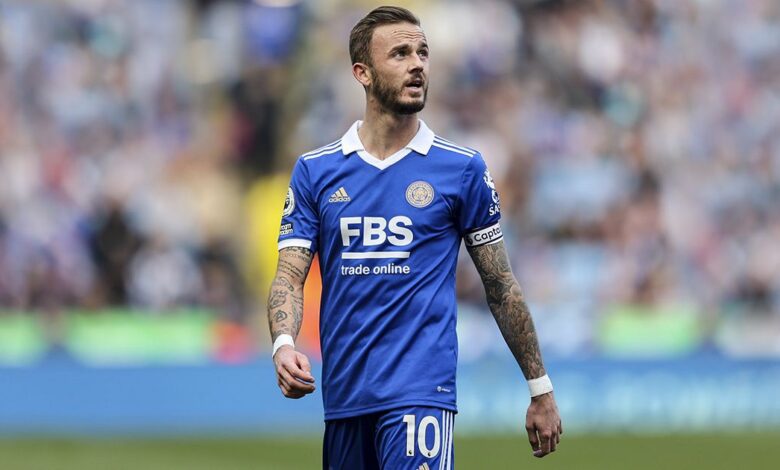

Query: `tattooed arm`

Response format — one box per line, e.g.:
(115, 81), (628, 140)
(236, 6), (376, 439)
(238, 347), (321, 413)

(467, 239), (562, 457)
(268, 246), (316, 399)
(467, 240), (545, 379)
(268, 246), (312, 342)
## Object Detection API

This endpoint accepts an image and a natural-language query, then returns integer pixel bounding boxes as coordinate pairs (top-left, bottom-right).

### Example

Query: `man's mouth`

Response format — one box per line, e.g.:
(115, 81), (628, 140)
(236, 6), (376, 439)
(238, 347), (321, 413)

(405, 78), (424, 90)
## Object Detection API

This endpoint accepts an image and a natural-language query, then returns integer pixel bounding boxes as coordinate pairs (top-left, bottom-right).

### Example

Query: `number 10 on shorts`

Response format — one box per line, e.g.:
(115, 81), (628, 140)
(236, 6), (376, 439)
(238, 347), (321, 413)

(403, 414), (441, 458)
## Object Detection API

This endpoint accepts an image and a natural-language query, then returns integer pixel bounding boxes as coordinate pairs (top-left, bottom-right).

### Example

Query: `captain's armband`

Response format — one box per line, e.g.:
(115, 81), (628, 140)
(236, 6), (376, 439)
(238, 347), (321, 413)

(464, 223), (503, 247)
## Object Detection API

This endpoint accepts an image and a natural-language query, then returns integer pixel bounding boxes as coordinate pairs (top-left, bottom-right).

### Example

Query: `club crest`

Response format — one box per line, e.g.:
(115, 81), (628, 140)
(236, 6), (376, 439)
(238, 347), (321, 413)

(405, 181), (434, 208)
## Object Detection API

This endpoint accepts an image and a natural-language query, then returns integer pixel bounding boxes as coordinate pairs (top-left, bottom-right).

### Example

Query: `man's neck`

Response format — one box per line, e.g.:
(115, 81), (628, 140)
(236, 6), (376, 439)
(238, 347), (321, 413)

(358, 105), (419, 160)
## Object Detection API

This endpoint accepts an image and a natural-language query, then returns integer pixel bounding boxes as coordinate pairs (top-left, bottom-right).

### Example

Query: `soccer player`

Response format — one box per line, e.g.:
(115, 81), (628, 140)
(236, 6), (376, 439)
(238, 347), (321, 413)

(268, 6), (561, 469)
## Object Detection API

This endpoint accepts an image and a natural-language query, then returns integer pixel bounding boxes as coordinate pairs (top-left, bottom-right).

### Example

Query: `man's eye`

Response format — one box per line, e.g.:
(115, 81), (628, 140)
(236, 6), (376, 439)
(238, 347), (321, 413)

(419, 49), (429, 58)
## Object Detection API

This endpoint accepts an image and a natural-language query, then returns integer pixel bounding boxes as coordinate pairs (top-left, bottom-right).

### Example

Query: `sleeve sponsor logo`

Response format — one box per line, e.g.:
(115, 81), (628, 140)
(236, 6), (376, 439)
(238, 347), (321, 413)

(489, 200), (501, 216)
(279, 222), (293, 236)
(283, 187), (295, 216)
(464, 222), (503, 247)
(483, 169), (501, 214)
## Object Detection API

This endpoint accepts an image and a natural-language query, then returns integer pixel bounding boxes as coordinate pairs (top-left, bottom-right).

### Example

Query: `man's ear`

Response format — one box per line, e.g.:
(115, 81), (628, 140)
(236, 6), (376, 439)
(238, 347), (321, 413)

(352, 62), (372, 88)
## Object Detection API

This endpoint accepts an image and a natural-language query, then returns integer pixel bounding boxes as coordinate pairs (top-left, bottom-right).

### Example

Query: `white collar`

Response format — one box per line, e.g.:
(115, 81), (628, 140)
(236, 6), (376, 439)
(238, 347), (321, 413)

(341, 119), (435, 156)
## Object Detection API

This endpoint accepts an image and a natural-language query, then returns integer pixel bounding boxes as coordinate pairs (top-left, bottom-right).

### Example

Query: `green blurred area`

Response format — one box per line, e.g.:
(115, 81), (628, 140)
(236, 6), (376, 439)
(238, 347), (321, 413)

(0, 303), (710, 365)
(598, 303), (703, 358)
(0, 314), (47, 365)
(66, 310), (214, 365)
(1, 433), (777, 470)
(0, 311), (218, 365)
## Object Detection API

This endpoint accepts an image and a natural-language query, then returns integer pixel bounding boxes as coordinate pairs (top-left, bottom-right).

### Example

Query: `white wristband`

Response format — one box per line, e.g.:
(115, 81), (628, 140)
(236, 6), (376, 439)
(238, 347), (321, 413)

(272, 334), (295, 358)
(527, 374), (553, 397)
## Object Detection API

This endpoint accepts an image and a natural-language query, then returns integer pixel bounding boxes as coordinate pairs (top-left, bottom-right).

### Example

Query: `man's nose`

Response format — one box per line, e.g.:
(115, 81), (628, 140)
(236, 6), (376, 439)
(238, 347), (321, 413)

(409, 53), (424, 71)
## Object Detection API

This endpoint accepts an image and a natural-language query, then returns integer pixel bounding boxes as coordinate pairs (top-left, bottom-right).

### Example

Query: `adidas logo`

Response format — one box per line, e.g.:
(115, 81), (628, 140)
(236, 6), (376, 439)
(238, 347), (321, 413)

(417, 463), (430, 470)
(328, 187), (351, 203)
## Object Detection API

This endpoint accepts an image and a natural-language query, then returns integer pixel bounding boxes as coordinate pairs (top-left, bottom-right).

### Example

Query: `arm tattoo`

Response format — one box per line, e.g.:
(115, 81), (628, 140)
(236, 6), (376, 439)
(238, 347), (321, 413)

(268, 247), (313, 342)
(268, 289), (287, 309)
(467, 240), (546, 379)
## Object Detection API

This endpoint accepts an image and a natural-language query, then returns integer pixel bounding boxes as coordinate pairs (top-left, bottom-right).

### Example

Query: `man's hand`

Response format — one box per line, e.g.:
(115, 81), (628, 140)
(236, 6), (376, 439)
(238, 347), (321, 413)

(526, 392), (562, 458)
(273, 346), (316, 399)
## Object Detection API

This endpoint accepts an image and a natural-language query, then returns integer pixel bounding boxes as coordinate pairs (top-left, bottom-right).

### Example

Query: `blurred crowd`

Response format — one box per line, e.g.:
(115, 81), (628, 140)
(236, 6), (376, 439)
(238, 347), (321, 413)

(0, 0), (259, 319)
(0, 0), (778, 358)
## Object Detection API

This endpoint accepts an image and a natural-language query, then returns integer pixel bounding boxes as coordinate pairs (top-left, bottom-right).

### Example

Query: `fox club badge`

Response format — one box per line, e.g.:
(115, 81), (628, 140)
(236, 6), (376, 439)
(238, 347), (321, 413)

(283, 187), (295, 216)
(483, 169), (500, 203)
(406, 181), (434, 208)
(483, 169), (495, 190)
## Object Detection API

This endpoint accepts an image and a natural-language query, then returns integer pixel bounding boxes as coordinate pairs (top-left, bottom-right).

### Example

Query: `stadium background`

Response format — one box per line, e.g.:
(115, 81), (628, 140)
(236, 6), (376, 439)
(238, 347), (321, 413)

(0, 0), (779, 468)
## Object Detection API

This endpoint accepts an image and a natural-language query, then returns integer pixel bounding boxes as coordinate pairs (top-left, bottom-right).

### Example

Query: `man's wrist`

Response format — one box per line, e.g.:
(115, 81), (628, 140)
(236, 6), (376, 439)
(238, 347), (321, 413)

(527, 374), (553, 397)
(272, 334), (295, 358)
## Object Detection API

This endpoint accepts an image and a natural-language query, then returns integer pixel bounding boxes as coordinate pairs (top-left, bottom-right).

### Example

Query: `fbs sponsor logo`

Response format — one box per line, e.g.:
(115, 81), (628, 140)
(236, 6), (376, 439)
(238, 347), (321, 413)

(340, 216), (413, 247)
(279, 222), (293, 236)
(328, 187), (351, 203)
(464, 222), (503, 247)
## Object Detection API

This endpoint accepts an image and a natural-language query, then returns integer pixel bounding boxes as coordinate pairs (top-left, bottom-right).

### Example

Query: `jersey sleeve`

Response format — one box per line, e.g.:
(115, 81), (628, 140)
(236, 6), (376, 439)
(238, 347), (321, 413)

(457, 153), (503, 248)
(278, 158), (319, 253)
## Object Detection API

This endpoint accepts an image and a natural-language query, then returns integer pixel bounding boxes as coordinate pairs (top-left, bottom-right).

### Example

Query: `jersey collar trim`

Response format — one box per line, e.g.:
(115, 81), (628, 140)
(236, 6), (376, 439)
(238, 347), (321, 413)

(341, 119), (435, 157)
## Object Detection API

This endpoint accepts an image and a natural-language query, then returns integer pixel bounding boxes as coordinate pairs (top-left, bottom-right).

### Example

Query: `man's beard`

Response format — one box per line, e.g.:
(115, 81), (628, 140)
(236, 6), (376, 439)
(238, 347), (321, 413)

(370, 69), (427, 115)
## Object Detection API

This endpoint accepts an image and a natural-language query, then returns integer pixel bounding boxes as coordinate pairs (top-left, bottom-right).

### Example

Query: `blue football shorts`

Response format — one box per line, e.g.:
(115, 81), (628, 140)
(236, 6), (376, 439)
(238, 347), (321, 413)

(323, 405), (456, 470)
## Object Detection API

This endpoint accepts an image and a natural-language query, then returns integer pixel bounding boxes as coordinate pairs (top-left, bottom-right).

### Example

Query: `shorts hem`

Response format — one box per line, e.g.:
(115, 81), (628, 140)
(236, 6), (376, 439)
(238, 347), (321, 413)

(324, 399), (457, 421)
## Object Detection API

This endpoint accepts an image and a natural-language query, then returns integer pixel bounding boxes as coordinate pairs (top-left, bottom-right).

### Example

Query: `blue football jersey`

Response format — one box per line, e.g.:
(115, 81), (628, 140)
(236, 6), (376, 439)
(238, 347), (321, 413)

(278, 120), (503, 420)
